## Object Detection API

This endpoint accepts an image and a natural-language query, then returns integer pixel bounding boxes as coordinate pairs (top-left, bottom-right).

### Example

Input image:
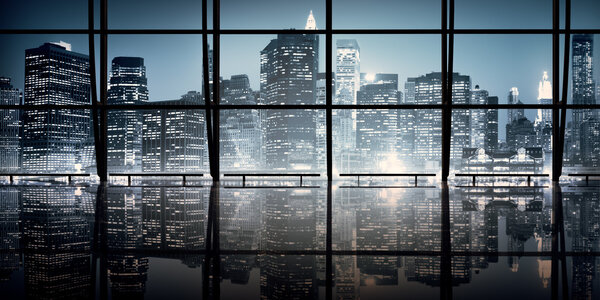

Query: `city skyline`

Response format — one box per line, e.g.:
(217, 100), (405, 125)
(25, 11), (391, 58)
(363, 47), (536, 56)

(1, 11), (599, 176)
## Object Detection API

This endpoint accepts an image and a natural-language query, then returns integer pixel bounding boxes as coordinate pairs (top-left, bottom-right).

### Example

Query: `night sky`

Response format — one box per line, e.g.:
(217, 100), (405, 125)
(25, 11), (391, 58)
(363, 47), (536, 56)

(1, 0), (600, 138)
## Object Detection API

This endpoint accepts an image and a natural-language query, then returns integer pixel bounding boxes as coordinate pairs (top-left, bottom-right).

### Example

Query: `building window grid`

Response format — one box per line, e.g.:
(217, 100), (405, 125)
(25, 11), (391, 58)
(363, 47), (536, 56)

(1, 0), (598, 181)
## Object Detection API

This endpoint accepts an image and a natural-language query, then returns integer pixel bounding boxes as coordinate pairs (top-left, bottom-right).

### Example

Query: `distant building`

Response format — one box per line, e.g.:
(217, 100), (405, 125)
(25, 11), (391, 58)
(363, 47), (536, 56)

(485, 96), (499, 152)
(107, 57), (149, 172)
(569, 34), (596, 164)
(0, 77), (22, 172)
(470, 85), (488, 149)
(356, 78), (400, 170)
(506, 117), (538, 151)
(22, 42), (91, 172)
(142, 91), (206, 172)
(334, 39), (360, 161)
(260, 31), (318, 170)
(404, 72), (470, 171)
(580, 118), (600, 168)
(507, 87), (524, 123)
(462, 147), (544, 173)
(220, 75), (263, 170)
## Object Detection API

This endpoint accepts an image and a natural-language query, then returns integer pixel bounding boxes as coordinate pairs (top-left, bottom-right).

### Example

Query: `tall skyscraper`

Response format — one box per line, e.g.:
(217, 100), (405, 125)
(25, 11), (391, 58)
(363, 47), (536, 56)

(334, 39), (360, 161)
(485, 96), (499, 151)
(315, 73), (330, 172)
(404, 72), (472, 170)
(449, 74), (472, 165)
(107, 57), (149, 172)
(335, 39), (360, 106)
(22, 42), (91, 172)
(507, 87), (524, 123)
(408, 73), (444, 170)
(0, 77), (22, 172)
(570, 34), (596, 164)
(356, 76), (400, 170)
(142, 91), (206, 172)
(260, 15), (318, 170)
(470, 85), (488, 149)
(398, 81), (416, 160)
(580, 119), (600, 167)
(536, 71), (553, 127)
(535, 72), (553, 153)
(220, 75), (263, 170)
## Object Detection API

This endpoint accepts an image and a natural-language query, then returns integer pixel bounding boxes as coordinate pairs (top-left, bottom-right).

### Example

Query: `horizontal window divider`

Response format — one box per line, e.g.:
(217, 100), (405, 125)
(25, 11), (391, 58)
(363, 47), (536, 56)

(3, 28), (600, 35)
(3, 104), (599, 110)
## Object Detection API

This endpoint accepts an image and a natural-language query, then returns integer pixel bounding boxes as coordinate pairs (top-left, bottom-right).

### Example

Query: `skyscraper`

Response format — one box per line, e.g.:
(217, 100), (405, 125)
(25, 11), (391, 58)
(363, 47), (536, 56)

(536, 71), (553, 127)
(220, 75), (263, 170)
(356, 76), (400, 170)
(22, 42), (91, 173)
(0, 77), (21, 172)
(334, 39), (360, 162)
(450, 73), (472, 165)
(142, 91), (206, 172)
(405, 72), (470, 171)
(260, 15), (319, 170)
(507, 87), (524, 124)
(107, 57), (149, 172)
(485, 96), (499, 152)
(470, 85), (488, 149)
(570, 34), (596, 164)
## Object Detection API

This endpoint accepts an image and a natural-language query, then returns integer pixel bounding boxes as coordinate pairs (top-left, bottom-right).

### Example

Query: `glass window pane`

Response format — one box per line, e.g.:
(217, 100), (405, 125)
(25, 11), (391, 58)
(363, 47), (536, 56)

(456, 0), (552, 29)
(0, 0), (87, 29)
(107, 109), (208, 174)
(572, 0), (600, 29)
(108, 0), (204, 29)
(220, 109), (323, 172)
(568, 34), (599, 105)
(221, 0), (324, 29)
(107, 35), (204, 106)
(455, 35), (553, 105)
(563, 109), (600, 174)
(333, 35), (441, 105)
(452, 109), (552, 177)
(333, 0), (440, 29)
(334, 109), (442, 175)
(221, 34), (324, 106)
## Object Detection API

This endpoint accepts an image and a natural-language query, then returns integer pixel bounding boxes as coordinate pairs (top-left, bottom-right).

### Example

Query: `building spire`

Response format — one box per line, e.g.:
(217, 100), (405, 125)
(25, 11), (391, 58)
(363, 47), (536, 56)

(305, 10), (317, 30)
(538, 71), (552, 100)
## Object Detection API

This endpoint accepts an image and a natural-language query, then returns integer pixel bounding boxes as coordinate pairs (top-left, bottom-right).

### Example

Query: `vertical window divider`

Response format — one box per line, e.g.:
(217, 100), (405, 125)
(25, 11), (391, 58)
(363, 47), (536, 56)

(202, 0), (215, 180)
(558, 0), (571, 180)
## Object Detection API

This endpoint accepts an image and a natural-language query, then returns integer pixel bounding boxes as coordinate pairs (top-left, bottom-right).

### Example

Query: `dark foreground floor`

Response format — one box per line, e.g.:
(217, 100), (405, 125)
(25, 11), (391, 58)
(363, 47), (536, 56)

(0, 180), (598, 299)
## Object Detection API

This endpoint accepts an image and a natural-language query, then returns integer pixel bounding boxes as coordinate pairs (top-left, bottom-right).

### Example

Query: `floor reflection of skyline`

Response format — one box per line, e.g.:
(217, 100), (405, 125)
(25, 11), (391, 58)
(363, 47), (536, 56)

(0, 183), (598, 299)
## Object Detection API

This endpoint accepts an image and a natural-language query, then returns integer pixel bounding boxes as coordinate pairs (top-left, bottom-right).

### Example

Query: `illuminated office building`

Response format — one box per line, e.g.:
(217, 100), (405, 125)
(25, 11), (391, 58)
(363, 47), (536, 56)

(0, 77), (22, 172)
(142, 91), (206, 172)
(22, 42), (91, 172)
(107, 57), (149, 172)
(260, 28), (319, 170)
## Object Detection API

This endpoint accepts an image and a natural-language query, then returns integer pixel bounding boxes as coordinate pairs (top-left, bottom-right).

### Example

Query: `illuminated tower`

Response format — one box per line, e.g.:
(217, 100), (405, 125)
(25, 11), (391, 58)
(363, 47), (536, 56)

(260, 13), (318, 170)
(22, 42), (91, 172)
(107, 57), (149, 172)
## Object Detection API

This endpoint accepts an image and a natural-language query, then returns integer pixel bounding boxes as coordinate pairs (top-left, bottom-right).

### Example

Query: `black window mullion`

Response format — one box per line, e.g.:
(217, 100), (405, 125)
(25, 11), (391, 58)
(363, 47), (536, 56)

(551, 0), (561, 181)
(557, 0), (572, 180)
(202, 0), (215, 180)
(88, 0), (102, 180)
(98, 0), (108, 182)
(212, 0), (221, 180)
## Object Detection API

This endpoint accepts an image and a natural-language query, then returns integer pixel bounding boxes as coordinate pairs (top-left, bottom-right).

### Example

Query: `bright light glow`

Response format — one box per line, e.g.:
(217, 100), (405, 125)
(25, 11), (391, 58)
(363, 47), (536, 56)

(365, 73), (376, 82)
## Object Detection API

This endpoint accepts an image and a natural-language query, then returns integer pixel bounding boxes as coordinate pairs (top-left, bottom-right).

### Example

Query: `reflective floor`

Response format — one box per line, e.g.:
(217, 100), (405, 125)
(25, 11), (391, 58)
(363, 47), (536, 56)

(0, 181), (598, 299)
